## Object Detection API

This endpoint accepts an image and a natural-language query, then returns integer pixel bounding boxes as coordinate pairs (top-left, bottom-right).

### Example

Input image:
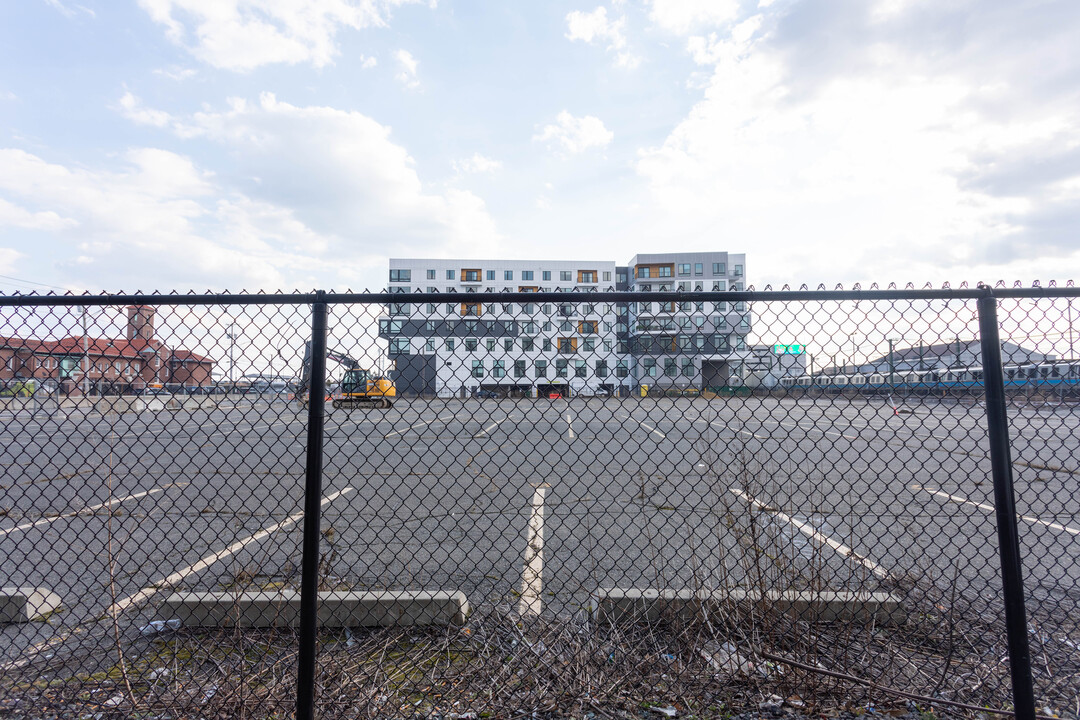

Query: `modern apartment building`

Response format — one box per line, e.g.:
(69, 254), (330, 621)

(624, 252), (749, 390)
(379, 253), (760, 397)
(380, 259), (621, 397)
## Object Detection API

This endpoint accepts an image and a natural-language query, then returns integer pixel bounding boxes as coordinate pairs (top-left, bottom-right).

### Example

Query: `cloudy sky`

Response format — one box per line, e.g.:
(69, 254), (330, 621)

(0, 0), (1078, 293)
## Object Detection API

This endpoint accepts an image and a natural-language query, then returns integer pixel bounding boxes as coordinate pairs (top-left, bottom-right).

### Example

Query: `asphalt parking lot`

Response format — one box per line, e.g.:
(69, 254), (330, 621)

(2, 393), (1078, 672)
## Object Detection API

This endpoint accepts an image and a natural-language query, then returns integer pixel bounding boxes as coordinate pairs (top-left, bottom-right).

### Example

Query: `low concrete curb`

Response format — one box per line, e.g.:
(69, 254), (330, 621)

(1, 587), (62, 623)
(591, 588), (906, 625)
(162, 590), (470, 628)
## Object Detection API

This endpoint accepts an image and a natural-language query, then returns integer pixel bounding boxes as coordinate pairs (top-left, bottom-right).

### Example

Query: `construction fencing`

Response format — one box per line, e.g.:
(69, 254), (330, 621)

(0, 286), (1078, 720)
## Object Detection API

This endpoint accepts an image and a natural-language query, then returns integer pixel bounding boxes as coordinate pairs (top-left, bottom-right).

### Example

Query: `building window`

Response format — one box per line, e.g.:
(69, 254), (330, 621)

(740, 316), (750, 329)
(461, 302), (481, 317)
(558, 338), (578, 354)
(616, 359), (628, 378)
(596, 360), (608, 378)
(390, 303), (410, 316)
(713, 301), (728, 313)
(504, 339), (514, 352)
(678, 263), (691, 276)
(604, 339), (613, 351)
(637, 267), (651, 278)
(665, 358), (678, 377)
(560, 320), (573, 332)
(617, 271), (627, 283)
(424, 339), (435, 352)
(446, 303), (455, 314)
(543, 321), (553, 332)
(695, 263), (703, 275)
(465, 320), (479, 334)
(575, 360), (587, 378)
(579, 271), (596, 283)
(736, 335), (747, 350)
(523, 304), (534, 314)
(536, 360), (547, 378)
(522, 270), (534, 281)
(713, 262), (726, 275)
(694, 335), (705, 350)
(560, 271), (572, 281)
(644, 358), (656, 377)
(504, 270), (513, 281)
(446, 338), (456, 351)
(658, 266), (672, 277)
(522, 338), (535, 351)
(578, 320), (598, 334)
(734, 264), (743, 277)
(603, 271), (611, 281)
(482, 338), (493, 351)
(514, 360), (526, 378)
(582, 338), (595, 352)
(543, 339), (552, 351)
(713, 335), (729, 353)
(465, 339), (479, 351)
(493, 360), (505, 378)
(735, 301), (746, 312)
(464, 269), (480, 282)
(522, 320), (536, 333)
(543, 271), (551, 281)
(682, 358), (695, 376)
(556, 359), (568, 377)
(389, 338), (410, 354)
(425, 320), (437, 333)
(472, 360), (484, 378)
(427, 269), (436, 280)
(390, 269), (411, 282)
(678, 335), (691, 350)
(678, 282), (690, 292)
(447, 269), (455, 280)
(379, 319), (404, 334)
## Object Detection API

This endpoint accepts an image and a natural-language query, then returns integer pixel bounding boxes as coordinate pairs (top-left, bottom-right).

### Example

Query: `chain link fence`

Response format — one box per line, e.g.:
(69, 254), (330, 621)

(0, 287), (1077, 719)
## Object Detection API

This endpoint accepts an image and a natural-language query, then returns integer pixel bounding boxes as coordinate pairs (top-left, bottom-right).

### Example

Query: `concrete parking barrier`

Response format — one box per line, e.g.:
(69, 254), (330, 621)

(1, 587), (62, 623)
(591, 588), (905, 625)
(162, 590), (470, 627)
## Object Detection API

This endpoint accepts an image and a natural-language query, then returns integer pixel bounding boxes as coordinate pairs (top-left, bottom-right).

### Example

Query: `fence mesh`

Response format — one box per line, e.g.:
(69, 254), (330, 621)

(0, 290), (1077, 719)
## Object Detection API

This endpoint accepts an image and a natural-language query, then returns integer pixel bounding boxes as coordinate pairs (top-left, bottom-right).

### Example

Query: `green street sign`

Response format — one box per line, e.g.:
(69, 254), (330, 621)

(773, 344), (804, 355)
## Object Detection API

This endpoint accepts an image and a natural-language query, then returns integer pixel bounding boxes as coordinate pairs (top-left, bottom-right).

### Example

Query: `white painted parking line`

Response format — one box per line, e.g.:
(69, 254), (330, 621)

(384, 415), (455, 438)
(920, 486), (1080, 538)
(0, 484), (179, 538)
(566, 413), (574, 439)
(5, 487), (355, 671)
(729, 487), (890, 580)
(107, 486), (356, 617)
(620, 414), (666, 439)
(475, 414), (515, 438)
(518, 486), (547, 616)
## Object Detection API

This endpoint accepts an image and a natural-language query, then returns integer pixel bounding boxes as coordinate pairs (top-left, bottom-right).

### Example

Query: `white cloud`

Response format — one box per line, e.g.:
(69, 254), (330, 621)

(106, 92), (500, 273)
(137, 0), (426, 71)
(565, 6), (640, 69)
(1, 91), (16, 101)
(0, 197), (78, 231)
(453, 154), (502, 175)
(648, 0), (740, 34)
(534, 111), (613, 154)
(153, 66), (198, 81)
(394, 49), (419, 88)
(118, 91), (174, 128)
(0, 247), (22, 274)
(360, 55), (377, 69)
(43, 0), (96, 19)
(633, 2), (1080, 286)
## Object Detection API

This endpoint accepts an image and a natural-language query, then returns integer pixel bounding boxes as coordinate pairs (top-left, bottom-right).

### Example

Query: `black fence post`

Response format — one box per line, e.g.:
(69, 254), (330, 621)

(296, 292), (329, 720)
(977, 290), (1036, 720)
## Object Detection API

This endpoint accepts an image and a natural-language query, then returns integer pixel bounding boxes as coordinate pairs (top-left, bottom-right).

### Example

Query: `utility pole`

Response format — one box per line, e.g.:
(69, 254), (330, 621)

(888, 338), (897, 388)
(227, 322), (236, 384)
(82, 307), (90, 397)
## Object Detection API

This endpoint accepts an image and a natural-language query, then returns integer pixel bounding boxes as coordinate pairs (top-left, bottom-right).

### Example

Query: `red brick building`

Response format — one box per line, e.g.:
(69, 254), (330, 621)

(0, 306), (214, 395)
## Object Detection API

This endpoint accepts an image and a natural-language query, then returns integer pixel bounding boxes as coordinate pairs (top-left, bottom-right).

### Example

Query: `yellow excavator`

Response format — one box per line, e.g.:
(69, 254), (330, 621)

(296, 341), (396, 410)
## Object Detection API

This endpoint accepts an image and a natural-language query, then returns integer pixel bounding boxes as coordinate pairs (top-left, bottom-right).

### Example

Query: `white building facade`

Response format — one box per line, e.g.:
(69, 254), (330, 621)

(381, 259), (621, 398)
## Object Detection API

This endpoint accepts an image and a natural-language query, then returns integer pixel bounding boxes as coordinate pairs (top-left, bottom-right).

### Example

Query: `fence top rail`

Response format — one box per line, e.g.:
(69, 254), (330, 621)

(0, 285), (1078, 307)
